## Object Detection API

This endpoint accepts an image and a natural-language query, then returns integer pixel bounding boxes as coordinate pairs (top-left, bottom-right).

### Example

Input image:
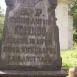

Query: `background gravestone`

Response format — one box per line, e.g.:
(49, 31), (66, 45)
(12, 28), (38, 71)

(0, 0), (62, 71)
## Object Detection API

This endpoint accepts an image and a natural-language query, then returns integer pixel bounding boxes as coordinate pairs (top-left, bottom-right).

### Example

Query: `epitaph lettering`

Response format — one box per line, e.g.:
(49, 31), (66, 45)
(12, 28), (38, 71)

(0, 0), (62, 71)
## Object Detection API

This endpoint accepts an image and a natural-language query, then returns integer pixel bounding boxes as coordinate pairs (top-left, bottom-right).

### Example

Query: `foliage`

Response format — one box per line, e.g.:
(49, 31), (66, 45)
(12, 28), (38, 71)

(0, 6), (4, 39)
(69, 0), (77, 33)
(73, 34), (77, 42)
(0, 17), (4, 38)
(61, 45), (77, 71)
(0, 6), (4, 17)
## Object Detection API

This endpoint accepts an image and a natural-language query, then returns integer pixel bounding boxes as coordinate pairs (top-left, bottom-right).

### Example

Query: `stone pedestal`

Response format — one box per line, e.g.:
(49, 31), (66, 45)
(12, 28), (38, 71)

(0, 70), (67, 77)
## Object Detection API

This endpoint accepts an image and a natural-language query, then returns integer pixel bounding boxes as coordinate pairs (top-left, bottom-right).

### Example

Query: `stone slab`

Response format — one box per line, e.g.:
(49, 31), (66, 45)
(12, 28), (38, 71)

(0, 0), (62, 71)
(0, 70), (67, 77)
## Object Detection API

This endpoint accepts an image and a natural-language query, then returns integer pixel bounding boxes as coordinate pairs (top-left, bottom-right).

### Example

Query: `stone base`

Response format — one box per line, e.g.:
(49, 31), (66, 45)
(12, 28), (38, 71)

(0, 70), (67, 77)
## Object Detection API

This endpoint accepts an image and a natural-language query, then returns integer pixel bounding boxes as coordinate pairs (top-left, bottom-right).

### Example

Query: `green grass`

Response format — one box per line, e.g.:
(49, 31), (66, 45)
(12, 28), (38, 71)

(61, 45), (77, 71)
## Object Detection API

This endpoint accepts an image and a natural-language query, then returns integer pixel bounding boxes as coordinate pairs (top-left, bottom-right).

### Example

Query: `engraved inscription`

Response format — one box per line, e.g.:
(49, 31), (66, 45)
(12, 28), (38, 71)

(1, 0), (62, 70)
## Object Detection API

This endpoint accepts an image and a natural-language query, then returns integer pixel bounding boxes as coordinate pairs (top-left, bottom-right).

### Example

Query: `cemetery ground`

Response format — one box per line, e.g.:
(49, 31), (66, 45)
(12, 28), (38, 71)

(61, 43), (77, 71)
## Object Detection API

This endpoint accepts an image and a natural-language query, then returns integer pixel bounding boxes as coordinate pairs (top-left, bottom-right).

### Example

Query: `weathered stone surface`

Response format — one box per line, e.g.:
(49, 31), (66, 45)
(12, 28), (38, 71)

(0, 0), (62, 71)
(0, 70), (67, 77)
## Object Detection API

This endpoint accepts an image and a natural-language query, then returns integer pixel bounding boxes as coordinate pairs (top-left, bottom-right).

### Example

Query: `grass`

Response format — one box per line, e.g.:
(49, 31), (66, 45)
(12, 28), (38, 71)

(61, 44), (77, 71)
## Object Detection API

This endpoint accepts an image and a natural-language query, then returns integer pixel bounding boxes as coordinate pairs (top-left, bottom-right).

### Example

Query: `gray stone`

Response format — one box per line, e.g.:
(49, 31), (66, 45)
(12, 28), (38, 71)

(0, 70), (67, 77)
(0, 0), (62, 71)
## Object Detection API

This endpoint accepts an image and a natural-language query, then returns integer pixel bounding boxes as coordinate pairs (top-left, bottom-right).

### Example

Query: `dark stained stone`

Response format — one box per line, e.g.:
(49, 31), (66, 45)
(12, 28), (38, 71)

(0, 70), (67, 77)
(0, 0), (62, 71)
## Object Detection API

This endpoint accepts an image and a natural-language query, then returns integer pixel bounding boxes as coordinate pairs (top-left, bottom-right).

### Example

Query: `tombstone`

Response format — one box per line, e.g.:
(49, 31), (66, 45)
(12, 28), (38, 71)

(56, 0), (73, 50)
(0, 0), (62, 71)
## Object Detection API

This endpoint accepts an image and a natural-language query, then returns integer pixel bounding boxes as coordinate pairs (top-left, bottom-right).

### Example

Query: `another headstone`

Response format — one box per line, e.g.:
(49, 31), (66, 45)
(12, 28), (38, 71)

(0, 0), (62, 71)
(56, 0), (73, 50)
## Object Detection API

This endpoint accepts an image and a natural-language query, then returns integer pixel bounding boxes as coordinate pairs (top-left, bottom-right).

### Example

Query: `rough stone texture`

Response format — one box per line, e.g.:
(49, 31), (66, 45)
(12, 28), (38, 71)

(0, 70), (67, 77)
(0, 0), (62, 71)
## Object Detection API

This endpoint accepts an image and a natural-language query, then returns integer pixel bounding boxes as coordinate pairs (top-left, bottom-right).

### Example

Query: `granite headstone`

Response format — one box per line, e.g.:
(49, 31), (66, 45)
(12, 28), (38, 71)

(0, 0), (62, 71)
